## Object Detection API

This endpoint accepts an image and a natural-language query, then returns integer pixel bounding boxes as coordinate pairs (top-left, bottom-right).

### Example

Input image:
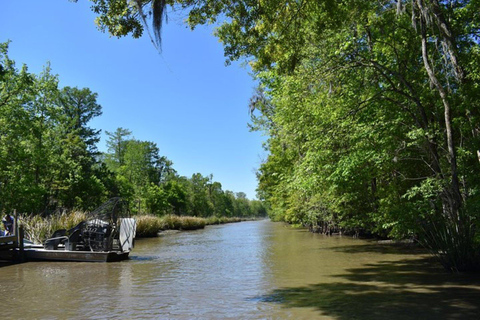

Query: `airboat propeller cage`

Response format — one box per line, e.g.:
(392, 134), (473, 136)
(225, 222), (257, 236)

(82, 198), (136, 252)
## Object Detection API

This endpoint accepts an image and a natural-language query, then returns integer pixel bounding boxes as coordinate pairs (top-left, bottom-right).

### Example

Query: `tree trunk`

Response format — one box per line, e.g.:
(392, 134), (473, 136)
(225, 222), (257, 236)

(416, 0), (462, 217)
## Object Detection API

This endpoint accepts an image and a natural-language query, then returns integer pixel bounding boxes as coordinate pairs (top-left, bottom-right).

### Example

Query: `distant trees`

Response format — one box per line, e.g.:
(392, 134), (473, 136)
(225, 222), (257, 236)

(0, 42), (265, 218)
(101, 131), (266, 217)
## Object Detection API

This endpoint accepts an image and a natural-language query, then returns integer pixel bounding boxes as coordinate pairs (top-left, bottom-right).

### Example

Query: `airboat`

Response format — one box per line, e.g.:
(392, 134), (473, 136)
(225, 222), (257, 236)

(24, 198), (136, 262)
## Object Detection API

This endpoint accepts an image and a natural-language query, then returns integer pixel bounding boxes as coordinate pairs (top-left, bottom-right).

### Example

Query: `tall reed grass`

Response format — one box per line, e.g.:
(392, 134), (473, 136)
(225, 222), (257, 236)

(135, 215), (249, 236)
(19, 211), (87, 244)
(19, 211), (251, 241)
(204, 216), (244, 225)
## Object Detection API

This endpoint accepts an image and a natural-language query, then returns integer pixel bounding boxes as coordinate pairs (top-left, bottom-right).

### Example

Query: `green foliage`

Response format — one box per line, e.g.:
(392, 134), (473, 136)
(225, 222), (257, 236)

(84, 0), (479, 270)
(89, 0), (146, 39)
(0, 43), (109, 212)
(145, 183), (169, 214)
(232, 1), (479, 269)
(163, 179), (188, 214)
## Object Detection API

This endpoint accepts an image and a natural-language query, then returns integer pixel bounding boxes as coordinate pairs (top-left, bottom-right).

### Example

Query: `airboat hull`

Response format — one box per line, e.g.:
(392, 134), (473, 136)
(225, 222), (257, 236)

(24, 247), (130, 262)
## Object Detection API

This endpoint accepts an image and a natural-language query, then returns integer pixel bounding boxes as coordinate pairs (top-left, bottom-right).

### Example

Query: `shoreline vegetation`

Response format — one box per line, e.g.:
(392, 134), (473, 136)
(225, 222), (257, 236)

(18, 211), (256, 244)
(135, 214), (253, 238)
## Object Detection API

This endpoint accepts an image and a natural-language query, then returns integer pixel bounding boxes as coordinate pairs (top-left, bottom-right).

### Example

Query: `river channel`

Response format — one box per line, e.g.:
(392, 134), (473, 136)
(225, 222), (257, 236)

(1, 220), (480, 319)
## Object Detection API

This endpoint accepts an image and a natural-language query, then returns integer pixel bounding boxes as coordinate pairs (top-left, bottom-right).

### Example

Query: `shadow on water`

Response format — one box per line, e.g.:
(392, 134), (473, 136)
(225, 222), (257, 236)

(0, 260), (23, 268)
(328, 242), (426, 255)
(0, 261), (14, 268)
(251, 255), (480, 320)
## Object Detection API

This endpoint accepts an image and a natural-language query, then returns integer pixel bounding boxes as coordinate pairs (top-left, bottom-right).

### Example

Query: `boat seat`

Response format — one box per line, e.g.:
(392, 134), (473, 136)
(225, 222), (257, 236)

(65, 229), (81, 251)
(68, 221), (85, 234)
(43, 229), (68, 250)
(44, 236), (68, 250)
(51, 229), (67, 238)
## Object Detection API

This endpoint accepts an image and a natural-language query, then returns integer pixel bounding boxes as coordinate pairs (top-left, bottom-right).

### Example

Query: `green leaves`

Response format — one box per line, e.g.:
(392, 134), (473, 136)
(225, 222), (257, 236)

(91, 0), (145, 38)
(0, 44), (107, 212)
(216, 1), (480, 245)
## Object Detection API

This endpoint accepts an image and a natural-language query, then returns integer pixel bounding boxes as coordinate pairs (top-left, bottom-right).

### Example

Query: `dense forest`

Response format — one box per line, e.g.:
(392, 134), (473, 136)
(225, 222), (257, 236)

(84, 0), (480, 271)
(0, 42), (266, 218)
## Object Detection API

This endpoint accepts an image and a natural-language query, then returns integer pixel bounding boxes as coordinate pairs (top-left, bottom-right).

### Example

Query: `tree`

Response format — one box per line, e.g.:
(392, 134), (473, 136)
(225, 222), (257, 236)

(188, 173), (214, 217)
(58, 86), (102, 155)
(104, 130), (177, 213)
(105, 127), (131, 171)
(163, 178), (188, 215)
(0, 43), (110, 212)
(87, 0), (169, 50)
(53, 86), (105, 209)
(0, 42), (39, 212)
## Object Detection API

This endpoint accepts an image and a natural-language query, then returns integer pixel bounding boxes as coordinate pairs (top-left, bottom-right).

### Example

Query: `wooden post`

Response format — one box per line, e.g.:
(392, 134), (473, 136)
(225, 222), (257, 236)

(14, 209), (17, 237)
(18, 225), (25, 262)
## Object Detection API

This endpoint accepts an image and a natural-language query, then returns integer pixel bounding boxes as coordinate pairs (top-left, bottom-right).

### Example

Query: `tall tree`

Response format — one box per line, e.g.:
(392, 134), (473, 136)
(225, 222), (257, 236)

(58, 86), (102, 155)
(0, 42), (38, 212)
(105, 127), (132, 170)
(1, 43), (108, 212)
(54, 86), (105, 209)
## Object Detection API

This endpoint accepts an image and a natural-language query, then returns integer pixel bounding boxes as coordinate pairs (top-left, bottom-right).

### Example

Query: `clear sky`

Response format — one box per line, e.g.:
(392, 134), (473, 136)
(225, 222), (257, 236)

(1, 0), (266, 199)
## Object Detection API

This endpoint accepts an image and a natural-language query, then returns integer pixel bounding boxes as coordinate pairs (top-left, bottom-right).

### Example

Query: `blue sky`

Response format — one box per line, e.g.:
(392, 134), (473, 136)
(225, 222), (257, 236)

(1, 0), (266, 199)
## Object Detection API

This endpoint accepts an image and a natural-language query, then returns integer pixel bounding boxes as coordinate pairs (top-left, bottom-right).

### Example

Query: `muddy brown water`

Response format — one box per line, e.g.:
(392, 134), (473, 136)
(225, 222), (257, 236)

(1, 220), (480, 319)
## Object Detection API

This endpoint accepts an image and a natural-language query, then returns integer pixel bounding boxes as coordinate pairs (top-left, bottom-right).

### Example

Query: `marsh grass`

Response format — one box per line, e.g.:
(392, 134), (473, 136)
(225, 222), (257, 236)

(136, 214), (207, 235)
(19, 211), (251, 241)
(134, 214), (164, 237)
(205, 216), (244, 225)
(19, 211), (88, 244)
(135, 215), (249, 236)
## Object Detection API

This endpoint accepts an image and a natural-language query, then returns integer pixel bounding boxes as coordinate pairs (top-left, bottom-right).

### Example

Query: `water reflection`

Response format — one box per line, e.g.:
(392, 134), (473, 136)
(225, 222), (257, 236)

(1, 220), (479, 319)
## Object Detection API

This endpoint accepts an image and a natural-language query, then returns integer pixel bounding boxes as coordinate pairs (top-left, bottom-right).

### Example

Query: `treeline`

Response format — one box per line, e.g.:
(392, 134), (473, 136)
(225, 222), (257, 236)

(101, 127), (266, 217)
(0, 42), (266, 218)
(86, 0), (480, 271)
